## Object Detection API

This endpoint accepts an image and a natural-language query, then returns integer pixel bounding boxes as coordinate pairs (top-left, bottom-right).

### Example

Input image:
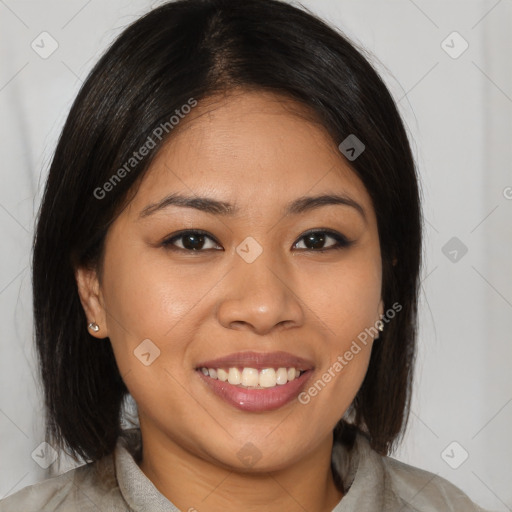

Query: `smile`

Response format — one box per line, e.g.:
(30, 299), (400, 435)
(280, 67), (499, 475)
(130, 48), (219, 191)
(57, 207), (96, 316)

(195, 351), (314, 412)
(198, 367), (305, 389)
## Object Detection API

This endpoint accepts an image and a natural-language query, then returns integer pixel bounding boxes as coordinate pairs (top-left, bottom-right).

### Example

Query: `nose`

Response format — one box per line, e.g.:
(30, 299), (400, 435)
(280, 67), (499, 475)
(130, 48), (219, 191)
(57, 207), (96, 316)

(215, 248), (305, 336)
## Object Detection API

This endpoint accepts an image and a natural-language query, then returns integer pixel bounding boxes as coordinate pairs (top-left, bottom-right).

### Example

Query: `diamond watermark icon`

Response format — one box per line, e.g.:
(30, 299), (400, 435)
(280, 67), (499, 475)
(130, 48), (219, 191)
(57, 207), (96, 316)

(338, 134), (365, 161)
(134, 338), (161, 366)
(442, 236), (468, 263)
(31, 31), (59, 59)
(441, 441), (469, 469)
(31, 441), (58, 469)
(237, 442), (262, 467)
(236, 236), (263, 263)
(441, 31), (469, 59)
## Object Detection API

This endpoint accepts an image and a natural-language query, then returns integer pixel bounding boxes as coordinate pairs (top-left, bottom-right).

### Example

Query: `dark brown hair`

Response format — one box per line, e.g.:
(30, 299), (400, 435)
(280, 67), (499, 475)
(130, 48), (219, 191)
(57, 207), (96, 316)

(33, 0), (422, 463)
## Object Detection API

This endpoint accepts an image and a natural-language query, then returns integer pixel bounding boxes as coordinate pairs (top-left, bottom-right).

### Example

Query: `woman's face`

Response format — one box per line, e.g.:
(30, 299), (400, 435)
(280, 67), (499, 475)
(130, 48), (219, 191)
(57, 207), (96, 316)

(78, 90), (383, 471)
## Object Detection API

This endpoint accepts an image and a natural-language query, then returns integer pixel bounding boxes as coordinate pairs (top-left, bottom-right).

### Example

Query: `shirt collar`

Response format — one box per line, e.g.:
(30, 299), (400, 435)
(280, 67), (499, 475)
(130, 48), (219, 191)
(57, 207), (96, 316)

(115, 429), (179, 512)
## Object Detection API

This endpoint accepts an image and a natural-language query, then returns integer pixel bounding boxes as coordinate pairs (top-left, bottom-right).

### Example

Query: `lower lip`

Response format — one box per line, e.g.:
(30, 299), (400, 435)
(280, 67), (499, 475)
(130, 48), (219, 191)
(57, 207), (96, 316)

(196, 370), (312, 412)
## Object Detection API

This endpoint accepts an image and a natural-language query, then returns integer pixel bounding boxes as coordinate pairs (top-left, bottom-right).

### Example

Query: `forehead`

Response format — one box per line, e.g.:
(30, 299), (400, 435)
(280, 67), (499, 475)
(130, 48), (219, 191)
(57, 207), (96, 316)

(126, 90), (374, 221)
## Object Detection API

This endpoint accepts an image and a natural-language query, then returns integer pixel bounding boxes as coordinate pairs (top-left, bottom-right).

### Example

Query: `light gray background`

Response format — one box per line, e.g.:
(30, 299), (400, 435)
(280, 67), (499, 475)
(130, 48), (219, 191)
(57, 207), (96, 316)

(0, 0), (511, 510)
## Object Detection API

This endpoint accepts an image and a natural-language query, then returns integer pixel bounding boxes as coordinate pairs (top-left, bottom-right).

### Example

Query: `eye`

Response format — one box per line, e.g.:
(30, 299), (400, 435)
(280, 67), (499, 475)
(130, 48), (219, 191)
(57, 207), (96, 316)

(293, 229), (353, 252)
(162, 230), (221, 252)
(161, 229), (353, 253)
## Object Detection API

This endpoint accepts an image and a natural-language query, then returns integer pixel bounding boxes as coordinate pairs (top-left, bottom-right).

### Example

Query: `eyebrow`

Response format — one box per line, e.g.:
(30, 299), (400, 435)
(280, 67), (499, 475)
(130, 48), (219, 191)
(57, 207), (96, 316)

(139, 192), (366, 221)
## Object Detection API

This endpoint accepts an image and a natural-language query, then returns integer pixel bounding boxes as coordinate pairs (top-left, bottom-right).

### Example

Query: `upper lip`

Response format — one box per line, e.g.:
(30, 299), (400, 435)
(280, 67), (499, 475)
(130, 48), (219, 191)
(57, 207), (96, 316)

(195, 351), (315, 371)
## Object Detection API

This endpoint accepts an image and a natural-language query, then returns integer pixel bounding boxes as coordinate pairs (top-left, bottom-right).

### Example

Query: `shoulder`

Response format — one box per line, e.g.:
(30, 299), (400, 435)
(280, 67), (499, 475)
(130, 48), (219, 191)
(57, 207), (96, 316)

(0, 453), (123, 512)
(381, 453), (489, 512)
(336, 432), (491, 512)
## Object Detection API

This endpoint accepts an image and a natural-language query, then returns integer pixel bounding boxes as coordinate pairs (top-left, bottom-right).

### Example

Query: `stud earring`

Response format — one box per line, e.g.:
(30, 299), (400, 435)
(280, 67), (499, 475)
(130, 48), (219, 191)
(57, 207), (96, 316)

(376, 320), (384, 332)
(88, 322), (100, 332)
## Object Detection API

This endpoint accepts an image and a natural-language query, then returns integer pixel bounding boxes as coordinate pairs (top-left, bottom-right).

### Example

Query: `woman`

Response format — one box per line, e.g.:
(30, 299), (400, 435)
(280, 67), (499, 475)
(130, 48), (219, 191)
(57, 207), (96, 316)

(0, 0), (489, 510)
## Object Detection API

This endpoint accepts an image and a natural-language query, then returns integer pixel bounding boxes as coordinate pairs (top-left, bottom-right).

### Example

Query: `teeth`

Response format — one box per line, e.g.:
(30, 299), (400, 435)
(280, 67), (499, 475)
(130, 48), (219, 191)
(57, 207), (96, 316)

(228, 368), (241, 385)
(276, 367), (288, 385)
(242, 368), (259, 387)
(199, 366), (304, 388)
(217, 368), (228, 382)
(259, 368), (276, 387)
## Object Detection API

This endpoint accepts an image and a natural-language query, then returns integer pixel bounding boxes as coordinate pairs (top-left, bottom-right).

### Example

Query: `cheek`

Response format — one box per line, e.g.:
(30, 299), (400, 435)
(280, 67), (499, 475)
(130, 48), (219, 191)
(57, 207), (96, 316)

(296, 251), (380, 410)
(99, 239), (230, 408)
(302, 251), (382, 339)
(101, 242), (212, 341)
(99, 246), (202, 422)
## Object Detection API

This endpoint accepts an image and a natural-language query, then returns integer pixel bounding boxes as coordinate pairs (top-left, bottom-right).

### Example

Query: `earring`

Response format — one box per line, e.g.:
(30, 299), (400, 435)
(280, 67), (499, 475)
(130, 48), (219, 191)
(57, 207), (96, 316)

(88, 322), (100, 332)
(376, 320), (384, 332)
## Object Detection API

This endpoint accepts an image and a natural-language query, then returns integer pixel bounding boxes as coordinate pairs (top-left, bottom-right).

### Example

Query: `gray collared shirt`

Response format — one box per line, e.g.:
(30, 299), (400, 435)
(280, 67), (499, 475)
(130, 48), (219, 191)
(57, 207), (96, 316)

(0, 428), (489, 511)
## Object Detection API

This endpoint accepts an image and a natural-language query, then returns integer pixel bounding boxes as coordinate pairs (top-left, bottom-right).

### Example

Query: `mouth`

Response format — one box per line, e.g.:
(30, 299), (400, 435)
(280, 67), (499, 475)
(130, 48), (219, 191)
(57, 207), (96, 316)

(194, 351), (314, 412)
(197, 366), (307, 388)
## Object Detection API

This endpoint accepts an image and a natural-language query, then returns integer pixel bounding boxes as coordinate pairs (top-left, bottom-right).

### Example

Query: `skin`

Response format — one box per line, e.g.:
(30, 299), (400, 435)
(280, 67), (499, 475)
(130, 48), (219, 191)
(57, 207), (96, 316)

(76, 89), (384, 512)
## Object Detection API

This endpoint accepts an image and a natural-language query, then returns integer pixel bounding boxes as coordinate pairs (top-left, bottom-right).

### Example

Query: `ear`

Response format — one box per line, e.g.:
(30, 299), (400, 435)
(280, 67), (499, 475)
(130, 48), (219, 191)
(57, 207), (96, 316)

(75, 266), (109, 339)
(375, 298), (385, 339)
(377, 298), (384, 319)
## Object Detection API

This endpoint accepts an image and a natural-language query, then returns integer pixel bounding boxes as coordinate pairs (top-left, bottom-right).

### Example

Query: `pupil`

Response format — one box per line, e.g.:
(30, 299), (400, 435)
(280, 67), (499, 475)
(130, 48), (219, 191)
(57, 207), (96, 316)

(306, 232), (325, 249)
(183, 233), (204, 250)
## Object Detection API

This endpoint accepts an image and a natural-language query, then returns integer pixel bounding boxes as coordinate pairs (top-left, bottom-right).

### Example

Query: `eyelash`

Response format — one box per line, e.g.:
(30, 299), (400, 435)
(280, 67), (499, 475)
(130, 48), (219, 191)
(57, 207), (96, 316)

(161, 229), (354, 253)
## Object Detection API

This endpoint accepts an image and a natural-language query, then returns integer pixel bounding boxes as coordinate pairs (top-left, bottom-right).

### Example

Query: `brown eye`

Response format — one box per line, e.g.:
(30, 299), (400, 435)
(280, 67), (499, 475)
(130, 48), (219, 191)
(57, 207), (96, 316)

(294, 230), (353, 252)
(162, 230), (221, 252)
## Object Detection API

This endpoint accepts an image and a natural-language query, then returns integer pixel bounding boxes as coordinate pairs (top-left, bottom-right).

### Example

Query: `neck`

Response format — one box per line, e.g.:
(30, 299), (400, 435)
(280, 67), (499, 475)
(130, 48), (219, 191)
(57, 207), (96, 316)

(138, 429), (343, 512)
